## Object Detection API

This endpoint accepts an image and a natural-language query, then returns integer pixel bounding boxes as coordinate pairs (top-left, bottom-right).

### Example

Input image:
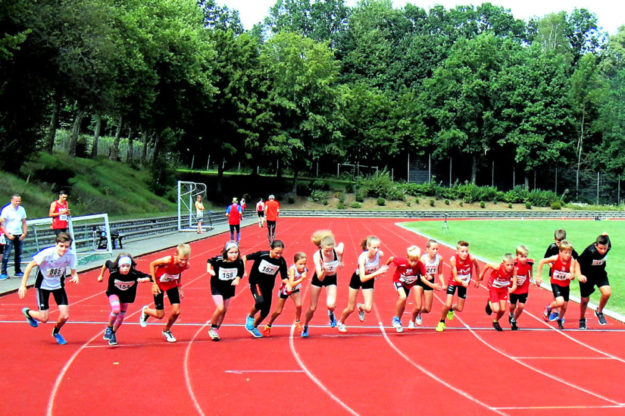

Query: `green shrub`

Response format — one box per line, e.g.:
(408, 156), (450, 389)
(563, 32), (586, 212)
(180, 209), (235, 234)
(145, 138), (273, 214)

(377, 197), (386, 206)
(551, 201), (561, 210)
(337, 201), (346, 209)
(508, 203), (513, 208)
(444, 199), (450, 205)
(414, 198), (420, 204)
(311, 179), (330, 191)
(345, 182), (354, 193)
(525, 201), (532, 209)
(309, 190), (327, 203)
(459, 201), (464, 207)
(429, 199), (435, 207)
(480, 201), (485, 208)
(287, 195), (295, 204)
(351, 201), (362, 208)
(355, 191), (365, 202)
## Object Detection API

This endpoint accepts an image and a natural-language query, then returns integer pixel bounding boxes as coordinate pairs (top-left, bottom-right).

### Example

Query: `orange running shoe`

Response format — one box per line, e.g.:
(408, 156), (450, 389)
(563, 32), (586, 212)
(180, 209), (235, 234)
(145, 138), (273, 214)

(294, 321), (303, 332)
(262, 325), (272, 336)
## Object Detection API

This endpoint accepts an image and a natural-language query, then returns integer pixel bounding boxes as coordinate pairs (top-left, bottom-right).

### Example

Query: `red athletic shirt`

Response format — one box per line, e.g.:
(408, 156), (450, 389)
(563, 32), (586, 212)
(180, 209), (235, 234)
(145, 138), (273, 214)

(512, 258), (534, 294)
(391, 257), (427, 286)
(154, 255), (189, 291)
(487, 263), (514, 289)
(550, 255), (573, 287)
(265, 200), (280, 221)
(447, 254), (473, 286)
(227, 204), (242, 225)
(51, 200), (69, 230)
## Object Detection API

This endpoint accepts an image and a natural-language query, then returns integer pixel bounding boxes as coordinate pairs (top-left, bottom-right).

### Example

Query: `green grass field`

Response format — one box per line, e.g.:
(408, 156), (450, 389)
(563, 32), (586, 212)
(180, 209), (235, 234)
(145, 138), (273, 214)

(400, 219), (624, 315)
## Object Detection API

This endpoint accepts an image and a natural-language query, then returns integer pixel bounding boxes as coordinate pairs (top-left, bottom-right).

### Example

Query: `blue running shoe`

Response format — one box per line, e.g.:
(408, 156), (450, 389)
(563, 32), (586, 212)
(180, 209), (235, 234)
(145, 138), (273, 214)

(548, 311), (560, 322)
(52, 331), (67, 345)
(557, 318), (565, 330)
(22, 307), (38, 328)
(247, 327), (263, 338)
(301, 325), (309, 338)
(15, 272), (24, 278)
(103, 326), (113, 340)
(328, 311), (337, 328)
(108, 332), (117, 346)
(0, 273), (8, 280)
(245, 315), (254, 331)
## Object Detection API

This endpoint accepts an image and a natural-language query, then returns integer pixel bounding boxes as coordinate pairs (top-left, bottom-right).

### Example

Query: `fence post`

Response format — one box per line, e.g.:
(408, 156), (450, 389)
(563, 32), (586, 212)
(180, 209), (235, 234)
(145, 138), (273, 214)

(596, 172), (600, 205)
(449, 157), (452, 187)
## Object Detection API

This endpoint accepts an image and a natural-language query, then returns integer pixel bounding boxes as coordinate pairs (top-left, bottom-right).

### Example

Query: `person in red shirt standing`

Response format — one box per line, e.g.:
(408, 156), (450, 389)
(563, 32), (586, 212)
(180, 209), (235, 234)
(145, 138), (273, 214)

(225, 198), (243, 242)
(478, 254), (517, 331)
(508, 245), (535, 330)
(264, 194), (280, 244)
(139, 243), (191, 342)
(49, 190), (70, 236)
(537, 240), (586, 330)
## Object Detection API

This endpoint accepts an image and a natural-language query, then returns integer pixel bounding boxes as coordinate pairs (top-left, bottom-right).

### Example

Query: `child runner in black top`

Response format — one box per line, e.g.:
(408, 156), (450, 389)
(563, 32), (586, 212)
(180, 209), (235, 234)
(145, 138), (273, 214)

(206, 241), (246, 341)
(578, 233), (611, 328)
(97, 253), (151, 345)
(243, 240), (288, 338)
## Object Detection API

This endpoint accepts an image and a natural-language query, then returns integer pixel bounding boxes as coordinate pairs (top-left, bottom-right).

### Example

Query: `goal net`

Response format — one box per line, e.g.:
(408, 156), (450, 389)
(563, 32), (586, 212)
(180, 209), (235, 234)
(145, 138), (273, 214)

(177, 181), (209, 232)
(26, 213), (113, 266)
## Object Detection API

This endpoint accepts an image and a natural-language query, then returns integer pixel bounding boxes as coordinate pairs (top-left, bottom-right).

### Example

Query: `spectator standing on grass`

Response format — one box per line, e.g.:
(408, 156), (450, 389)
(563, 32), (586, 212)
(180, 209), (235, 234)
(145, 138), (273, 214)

(18, 232), (78, 345)
(226, 197), (243, 242)
(265, 195), (280, 244)
(578, 233), (611, 329)
(0, 194), (28, 280)
(49, 190), (70, 236)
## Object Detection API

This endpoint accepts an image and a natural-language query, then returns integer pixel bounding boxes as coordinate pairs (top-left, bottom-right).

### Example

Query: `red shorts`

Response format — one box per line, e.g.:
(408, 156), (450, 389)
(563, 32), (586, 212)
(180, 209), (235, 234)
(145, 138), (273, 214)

(489, 286), (509, 303)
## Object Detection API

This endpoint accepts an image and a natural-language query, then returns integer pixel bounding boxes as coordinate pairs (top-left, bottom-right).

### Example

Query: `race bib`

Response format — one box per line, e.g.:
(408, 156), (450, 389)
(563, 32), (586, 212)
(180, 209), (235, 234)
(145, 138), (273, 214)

(114, 279), (136, 291)
(159, 273), (180, 282)
(45, 267), (65, 278)
(492, 278), (510, 288)
(516, 275), (527, 286)
(218, 267), (238, 281)
(59, 215), (68, 221)
(591, 258), (606, 266)
(399, 274), (416, 285)
(258, 259), (280, 275)
(323, 260), (339, 274)
(552, 270), (568, 281)
(458, 273), (471, 284)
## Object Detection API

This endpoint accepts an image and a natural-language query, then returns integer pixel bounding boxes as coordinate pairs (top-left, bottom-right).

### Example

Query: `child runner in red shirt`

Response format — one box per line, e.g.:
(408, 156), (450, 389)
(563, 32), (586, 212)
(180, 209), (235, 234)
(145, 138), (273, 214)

(478, 254), (516, 331)
(412, 239), (444, 327)
(140, 243), (191, 342)
(436, 241), (480, 332)
(387, 245), (428, 333)
(537, 240), (586, 330)
(508, 245), (535, 330)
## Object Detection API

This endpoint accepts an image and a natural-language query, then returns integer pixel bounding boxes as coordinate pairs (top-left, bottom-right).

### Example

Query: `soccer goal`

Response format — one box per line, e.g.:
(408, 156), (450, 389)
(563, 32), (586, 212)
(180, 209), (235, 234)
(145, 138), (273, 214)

(177, 180), (209, 232)
(26, 213), (113, 265)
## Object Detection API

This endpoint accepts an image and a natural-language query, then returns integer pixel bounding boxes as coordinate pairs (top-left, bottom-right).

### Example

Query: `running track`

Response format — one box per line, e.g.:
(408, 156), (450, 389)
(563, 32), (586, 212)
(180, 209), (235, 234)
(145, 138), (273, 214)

(1, 218), (624, 416)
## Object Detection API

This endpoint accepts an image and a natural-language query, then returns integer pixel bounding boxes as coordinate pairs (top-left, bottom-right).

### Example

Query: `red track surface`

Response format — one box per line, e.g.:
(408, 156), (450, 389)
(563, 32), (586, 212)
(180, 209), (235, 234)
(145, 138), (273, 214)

(1, 218), (624, 415)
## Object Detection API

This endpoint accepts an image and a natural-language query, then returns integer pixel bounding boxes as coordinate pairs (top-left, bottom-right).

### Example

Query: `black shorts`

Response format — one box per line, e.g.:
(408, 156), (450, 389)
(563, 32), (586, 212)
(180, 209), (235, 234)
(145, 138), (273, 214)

(446, 284), (467, 299)
(311, 273), (337, 287)
(416, 278), (435, 291)
(257, 211), (264, 217)
(551, 284), (570, 302)
(36, 288), (69, 310)
(579, 274), (610, 298)
(154, 286), (181, 310)
(509, 293), (528, 305)
(394, 282), (414, 296)
(349, 271), (374, 290)
(211, 280), (236, 300)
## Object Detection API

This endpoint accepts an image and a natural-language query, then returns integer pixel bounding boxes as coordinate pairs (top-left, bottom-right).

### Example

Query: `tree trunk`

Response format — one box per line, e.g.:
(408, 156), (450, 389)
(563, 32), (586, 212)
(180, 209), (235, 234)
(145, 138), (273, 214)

(109, 117), (123, 161)
(575, 111), (586, 199)
(150, 132), (160, 164)
(141, 131), (149, 165)
(46, 93), (60, 153)
(291, 166), (299, 194)
(67, 106), (85, 156)
(91, 114), (102, 158)
(216, 160), (224, 195)
(125, 127), (134, 163)
(471, 155), (477, 184)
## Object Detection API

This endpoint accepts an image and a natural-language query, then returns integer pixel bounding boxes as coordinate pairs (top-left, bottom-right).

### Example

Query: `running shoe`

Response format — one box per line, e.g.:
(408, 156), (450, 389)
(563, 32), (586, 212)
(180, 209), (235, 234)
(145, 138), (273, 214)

(543, 306), (551, 321)
(139, 305), (149, 328)
(248, 327), (263, 338)
(357, 304), (365, 322)
(492, 321), (503, 331)
(435, 321), (445, 332)
(447, 310), (454, 321)
(162, 330), (177, 342)
(595, 310), (607, 325)
(293, 321), (303, 332)
(0, 273), (8, 280)
(557, 318), (565, 330)
(245, 315), (254, 331)
(392, 317), (403, 333)
(262, 325), (272, 336)
(508, 314), (513, 324)
(108, 332), (117, 346)
(301, 325), (309, 338)
(408, 320), (416, 329)
(103, 326), (113, 340)
(416, 314), (422, 325)
(337, 322), (347, 333)
(548, 311), (560, 322)
(328, 311), (337, 328)
(485, 301), (492, 315)
(15, 272), (24, 278)
(22, 307), (38, 328)
(579, 318), (587, 330)
(208, 328), (220, 341)
(511, 319), (519, 331)
(52, 330), (67, 345)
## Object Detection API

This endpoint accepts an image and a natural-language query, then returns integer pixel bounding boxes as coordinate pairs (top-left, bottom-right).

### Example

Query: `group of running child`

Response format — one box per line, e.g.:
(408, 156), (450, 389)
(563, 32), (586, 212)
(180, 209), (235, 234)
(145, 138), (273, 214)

(17, 226), (613, 346)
